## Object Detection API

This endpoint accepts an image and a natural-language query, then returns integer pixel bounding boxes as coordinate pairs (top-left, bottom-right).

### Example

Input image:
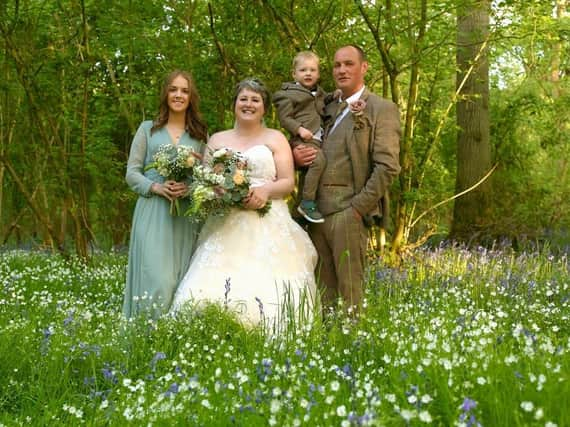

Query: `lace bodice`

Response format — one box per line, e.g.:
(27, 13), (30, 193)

(243, 144), (276, 187)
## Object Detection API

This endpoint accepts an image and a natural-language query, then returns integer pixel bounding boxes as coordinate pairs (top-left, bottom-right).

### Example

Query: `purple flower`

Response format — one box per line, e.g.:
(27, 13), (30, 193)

(63, 311), (74, 327)
(102, 368), (113, 380)
(342, 363), (353, 378)
(459, 397), (481, 427)
(461, 397), (477, 412)
(255, 297), (264, 318)
(164, 382), (179, 397)
(224, 277), (231, 306)
(152, 351), (167, 363)
(468, 414), (481, 427)
(101, 366), (118, 384)
(151, 351), (167, 371)
(256, 358), (273, 381)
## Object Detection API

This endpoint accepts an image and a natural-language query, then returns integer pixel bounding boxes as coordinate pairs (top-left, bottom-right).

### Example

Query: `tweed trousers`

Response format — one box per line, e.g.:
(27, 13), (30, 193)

(309, 207), (368, 310)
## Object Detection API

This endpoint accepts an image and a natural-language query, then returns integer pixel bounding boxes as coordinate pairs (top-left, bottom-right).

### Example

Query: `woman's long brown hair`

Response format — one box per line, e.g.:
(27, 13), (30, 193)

(151, 70), (208, 142)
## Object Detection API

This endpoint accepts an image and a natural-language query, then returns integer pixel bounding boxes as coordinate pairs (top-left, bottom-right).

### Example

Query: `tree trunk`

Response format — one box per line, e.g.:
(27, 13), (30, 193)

(550, 0), (565, 98)
(451, 0), (492, 242)
(389, 0), (427, 256)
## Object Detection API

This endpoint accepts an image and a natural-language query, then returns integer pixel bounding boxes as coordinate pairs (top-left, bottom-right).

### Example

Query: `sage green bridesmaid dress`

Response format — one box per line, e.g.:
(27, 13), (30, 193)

(123, 120), (203, 318)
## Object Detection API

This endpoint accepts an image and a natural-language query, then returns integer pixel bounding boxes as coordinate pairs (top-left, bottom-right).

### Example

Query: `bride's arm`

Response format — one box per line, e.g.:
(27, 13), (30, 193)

(201, 131), (228, 164)
(266, 130), (295, 198)
(244, 130), (294, 209)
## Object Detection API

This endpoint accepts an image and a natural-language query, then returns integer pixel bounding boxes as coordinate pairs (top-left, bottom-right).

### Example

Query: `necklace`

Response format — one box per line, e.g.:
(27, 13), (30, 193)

(167, 124), (186, 141)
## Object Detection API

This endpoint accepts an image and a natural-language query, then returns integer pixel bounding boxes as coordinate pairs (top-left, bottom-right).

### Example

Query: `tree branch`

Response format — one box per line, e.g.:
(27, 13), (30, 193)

(208, 2), (238, 76)
(409, 162), (499, 230)
(259, 0), (303, 50)
(0, 154), (66, 254)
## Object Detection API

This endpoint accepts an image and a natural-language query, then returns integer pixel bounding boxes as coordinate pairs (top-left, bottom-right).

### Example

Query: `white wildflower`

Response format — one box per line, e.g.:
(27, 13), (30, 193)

(419, 410), (433, 423)
(401, 409), (416, 421)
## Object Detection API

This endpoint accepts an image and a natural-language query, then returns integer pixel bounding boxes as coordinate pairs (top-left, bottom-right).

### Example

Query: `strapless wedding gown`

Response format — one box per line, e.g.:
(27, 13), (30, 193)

(171, 144), (318, 328)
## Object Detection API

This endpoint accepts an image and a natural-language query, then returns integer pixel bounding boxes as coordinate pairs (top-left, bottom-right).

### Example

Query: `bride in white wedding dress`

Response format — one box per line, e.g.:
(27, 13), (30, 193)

(170, 79), (317, 328)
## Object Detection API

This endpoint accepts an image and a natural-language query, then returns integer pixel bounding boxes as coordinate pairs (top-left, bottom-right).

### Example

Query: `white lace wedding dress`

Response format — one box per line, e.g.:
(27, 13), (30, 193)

(171, 144), (318, 328)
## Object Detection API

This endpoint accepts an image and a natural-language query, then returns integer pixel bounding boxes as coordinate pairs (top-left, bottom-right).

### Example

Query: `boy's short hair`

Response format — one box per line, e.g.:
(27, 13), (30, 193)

(292, 51), (320, 70)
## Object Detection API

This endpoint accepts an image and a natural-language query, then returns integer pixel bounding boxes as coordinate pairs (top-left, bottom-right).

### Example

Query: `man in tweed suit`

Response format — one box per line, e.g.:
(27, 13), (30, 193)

(293, 45), (401, 312)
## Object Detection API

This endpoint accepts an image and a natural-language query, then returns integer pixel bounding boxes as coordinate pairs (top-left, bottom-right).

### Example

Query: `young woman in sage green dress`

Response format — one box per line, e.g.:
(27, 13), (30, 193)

(123, 70), (207, 318)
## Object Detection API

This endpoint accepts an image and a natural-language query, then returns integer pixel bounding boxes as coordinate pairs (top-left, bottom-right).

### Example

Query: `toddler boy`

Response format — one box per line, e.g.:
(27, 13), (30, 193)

(273, 51), (328, 223)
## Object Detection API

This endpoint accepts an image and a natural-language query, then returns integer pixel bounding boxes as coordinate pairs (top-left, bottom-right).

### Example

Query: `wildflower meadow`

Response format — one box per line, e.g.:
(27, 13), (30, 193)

(0, 246), (568, 426)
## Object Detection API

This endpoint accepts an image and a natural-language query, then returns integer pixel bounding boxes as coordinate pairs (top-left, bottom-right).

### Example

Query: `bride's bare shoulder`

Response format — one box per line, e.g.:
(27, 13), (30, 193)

(263, 128), (289, 151)
(207, 129), (236, 149)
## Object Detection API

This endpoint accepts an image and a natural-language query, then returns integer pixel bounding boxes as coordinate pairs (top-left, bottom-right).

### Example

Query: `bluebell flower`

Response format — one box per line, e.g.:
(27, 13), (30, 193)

(164, 382), (179, 397)
(101, 367), (117, 384)
(151, 351), (167, 371)
(63, 311), (74, 327)
(461, 397), (477, 412)
(42, 327), (53, 340)
(224, 277), (231, 306)
(255, 297), (264, 318)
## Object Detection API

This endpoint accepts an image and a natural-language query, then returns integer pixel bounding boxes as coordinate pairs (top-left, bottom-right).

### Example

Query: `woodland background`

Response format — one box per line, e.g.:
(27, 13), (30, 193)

(0, 0), (568, 259)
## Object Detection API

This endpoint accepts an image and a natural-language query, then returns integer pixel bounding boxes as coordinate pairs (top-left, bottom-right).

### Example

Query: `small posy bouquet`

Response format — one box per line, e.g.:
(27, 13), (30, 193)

(145, 144), (202, 215)
(185, 147), (271, 223)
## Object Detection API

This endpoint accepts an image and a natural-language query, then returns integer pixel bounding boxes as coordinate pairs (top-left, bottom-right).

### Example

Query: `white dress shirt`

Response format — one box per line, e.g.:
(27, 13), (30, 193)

(329, 86), (366, 135)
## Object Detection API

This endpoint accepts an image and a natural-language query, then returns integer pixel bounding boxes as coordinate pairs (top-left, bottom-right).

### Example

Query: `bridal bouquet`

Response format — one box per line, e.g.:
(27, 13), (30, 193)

(185, 147), (271, 223)
(144, 144), (201, 215)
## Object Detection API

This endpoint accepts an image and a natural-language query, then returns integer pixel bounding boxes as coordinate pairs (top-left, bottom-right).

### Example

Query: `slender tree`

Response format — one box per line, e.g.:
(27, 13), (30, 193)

(451, 0), (493, 242)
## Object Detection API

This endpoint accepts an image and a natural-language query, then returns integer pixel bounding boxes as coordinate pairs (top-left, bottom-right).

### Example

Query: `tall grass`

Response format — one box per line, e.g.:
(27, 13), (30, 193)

(0, 246), (568, 426)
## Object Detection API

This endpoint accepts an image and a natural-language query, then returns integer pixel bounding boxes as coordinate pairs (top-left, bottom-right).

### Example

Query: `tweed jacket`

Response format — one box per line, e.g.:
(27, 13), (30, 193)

(322, 88), (401, 227)
(273, 82), (327, 138)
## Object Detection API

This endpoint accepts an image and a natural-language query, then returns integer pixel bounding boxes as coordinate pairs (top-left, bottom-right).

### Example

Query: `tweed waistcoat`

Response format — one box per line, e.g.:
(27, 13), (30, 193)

(317, 118), (355, 217)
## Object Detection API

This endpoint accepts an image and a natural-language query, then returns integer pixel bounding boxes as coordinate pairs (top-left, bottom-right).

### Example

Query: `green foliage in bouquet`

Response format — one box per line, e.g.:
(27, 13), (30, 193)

(144, 144), (201, 215)
(185, 147), (271, 223)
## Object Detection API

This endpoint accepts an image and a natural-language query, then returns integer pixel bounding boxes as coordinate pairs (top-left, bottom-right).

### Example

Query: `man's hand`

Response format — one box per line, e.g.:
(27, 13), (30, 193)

(292, 144), (318, 168)
(352, 207), (362, 222)
(297, 126), (314, 141)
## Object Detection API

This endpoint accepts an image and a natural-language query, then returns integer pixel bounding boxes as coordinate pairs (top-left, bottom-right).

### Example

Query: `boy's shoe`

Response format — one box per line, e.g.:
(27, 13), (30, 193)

(297, 200), (325, 223)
